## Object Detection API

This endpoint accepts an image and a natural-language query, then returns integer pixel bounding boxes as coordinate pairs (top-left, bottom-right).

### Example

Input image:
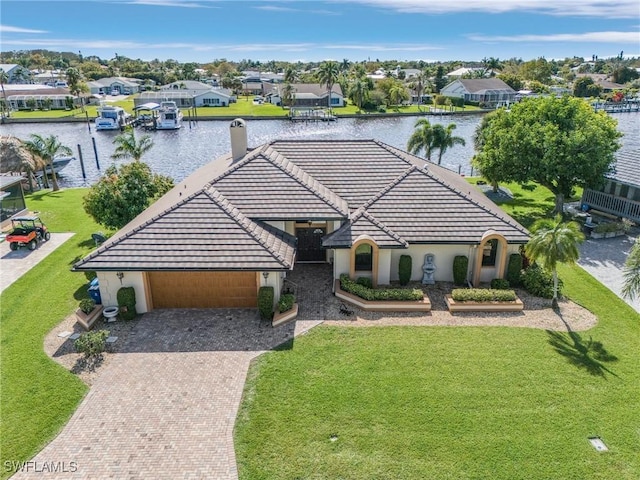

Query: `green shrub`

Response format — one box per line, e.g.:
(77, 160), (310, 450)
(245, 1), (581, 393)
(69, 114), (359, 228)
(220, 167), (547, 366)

(522, 264), (562, 299)
(79, 298), (96, 314)
(398, 255), (412, 286)
(453, 256), (468, 286)
(340, 274), (423, 301)
(506, 253), (523, 286)
(490, 278), (511, 290)
(451, 288), (517, 302)
(258, 286), (274, 320)
(356, 277), (373, 289)
(278, 293), (295, 313)
(117, 286), (137, 321)
(74, 330), (109, 357)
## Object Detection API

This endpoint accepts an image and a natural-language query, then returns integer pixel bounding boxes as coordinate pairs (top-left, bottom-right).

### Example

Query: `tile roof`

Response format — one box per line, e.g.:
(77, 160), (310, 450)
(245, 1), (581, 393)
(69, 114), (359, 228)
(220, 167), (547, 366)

(268, 139), (421, 207)
(210, 145), (349, 220)
(322, 209), (408, 248)
(74, 188), (296, 271)
(608, 150), (640, 187)
(364, 167), (529, 244)
(457, 78), (515, 93)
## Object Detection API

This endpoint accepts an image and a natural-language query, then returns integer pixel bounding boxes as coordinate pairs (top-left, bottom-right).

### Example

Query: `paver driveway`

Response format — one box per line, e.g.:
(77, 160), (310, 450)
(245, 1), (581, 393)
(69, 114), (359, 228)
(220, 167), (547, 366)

(14, 310), (320, 480)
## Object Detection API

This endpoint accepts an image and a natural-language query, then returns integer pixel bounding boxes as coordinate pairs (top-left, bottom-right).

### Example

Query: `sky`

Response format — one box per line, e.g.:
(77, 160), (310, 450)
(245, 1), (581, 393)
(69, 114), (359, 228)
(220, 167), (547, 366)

(0, 0), (638, 64)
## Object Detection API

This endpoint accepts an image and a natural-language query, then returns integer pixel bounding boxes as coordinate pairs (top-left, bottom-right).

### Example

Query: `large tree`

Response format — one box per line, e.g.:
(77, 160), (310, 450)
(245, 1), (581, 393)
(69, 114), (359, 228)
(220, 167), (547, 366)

(473, 95), (621, 213)
(112, 129), (154, 162)
(525, 215), (585, 308)
(83, 162), (174, 230)
(23, 134), (72, 191)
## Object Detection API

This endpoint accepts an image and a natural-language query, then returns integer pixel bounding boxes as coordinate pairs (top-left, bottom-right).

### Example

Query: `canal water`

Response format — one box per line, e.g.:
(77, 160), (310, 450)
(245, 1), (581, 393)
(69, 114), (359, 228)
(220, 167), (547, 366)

(2, 112), (638, 188)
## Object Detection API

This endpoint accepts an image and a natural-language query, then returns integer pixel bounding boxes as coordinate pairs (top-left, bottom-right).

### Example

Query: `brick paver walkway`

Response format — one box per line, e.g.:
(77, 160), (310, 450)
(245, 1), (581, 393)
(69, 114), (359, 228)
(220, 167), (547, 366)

(13, 309), (321, 479)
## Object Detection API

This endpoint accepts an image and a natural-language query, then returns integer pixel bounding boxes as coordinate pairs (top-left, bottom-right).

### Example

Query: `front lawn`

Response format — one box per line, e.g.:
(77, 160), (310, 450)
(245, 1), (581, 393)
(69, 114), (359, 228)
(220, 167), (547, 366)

(235, 269), (639, 479)
(0, 189), (108, 478)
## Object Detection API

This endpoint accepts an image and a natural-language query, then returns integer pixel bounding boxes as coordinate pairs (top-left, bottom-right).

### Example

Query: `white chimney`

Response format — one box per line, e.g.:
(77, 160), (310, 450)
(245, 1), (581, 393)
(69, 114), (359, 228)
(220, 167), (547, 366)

(230, 118), (248, 161)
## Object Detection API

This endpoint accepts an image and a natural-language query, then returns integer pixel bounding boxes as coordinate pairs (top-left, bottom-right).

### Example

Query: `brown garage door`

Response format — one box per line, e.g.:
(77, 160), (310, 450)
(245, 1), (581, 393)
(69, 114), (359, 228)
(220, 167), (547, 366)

(148, 271), (258, 309)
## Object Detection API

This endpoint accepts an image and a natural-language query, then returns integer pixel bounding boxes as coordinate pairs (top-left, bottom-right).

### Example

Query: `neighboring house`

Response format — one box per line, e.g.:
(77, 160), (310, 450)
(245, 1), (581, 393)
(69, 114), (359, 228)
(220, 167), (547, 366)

(87, 77), (142, 95)
(0, 64), (31, 84)
(74, 120), (529, 313)
(0, 176), (28, 227)
(581, 150), (640, 223)
(440, 78), (516, 106)
(32, 69), (67, 86)
(446, 67), (496, 78)
(135, 85), (235, 108)
(268, 83), (345, 108)
(574, 73), (624, 93)
(4, 84), (74, 110)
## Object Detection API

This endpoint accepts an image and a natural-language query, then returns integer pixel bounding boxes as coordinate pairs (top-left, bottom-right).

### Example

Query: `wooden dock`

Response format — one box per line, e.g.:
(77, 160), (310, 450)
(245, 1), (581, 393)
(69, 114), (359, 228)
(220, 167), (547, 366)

(289, 108), (336, 122)
(592, 101), (640, 114)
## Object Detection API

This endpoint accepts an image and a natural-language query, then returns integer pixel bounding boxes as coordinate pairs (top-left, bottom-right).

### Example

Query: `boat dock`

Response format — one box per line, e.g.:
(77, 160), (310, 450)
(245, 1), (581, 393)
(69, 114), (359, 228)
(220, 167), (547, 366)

(592, 101), (640, 114)
(289, 108), (336, 122)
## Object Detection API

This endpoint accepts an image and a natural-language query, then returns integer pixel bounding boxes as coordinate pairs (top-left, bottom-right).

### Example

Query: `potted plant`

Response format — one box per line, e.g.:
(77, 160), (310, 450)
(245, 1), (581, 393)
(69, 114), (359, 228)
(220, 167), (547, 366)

(75, 298), (104, 331)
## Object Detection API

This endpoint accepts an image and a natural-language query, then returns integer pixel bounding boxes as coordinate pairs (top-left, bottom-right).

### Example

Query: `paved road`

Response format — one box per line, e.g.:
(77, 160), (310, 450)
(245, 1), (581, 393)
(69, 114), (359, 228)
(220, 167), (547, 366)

(578, 233), (640, 313)
(0, 233), (75, 292)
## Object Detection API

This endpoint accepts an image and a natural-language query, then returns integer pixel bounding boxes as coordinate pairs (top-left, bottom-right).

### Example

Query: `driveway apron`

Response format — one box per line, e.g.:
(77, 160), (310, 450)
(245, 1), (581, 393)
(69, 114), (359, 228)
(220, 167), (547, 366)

(13, 309), (321, 479)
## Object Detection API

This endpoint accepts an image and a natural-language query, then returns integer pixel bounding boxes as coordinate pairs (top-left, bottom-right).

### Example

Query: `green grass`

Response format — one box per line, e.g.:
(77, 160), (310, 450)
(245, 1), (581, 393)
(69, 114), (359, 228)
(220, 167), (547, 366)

(0, 189), (109, 479)
(9, 95), (482, 121)
(235, 181), (639, 480)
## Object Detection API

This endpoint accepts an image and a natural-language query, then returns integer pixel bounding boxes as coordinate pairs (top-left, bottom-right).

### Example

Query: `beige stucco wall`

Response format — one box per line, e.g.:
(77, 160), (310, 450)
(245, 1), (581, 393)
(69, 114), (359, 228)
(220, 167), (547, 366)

(97, 271), (150, 314)
(259, 270), (283, 306)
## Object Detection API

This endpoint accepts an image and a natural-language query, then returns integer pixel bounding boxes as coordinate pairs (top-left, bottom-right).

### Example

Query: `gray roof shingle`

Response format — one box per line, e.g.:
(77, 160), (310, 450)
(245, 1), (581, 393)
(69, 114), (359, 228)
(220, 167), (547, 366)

(322, 209), (408, 248)
(74, 188), (296, 271)
(608, 150), (640, 187)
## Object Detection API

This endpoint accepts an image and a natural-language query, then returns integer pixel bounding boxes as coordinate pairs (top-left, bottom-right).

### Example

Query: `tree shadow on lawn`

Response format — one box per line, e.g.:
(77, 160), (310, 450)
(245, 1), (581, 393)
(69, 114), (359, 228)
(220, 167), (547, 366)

(546, 329), (618, 378)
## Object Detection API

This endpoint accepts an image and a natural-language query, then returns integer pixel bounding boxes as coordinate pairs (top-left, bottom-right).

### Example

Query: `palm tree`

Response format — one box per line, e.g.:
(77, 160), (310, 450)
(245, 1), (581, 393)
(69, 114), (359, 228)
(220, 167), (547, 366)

(524, 215), (585, 308)
(23, 134), (72, 191)
(317, 60), (340, 110)
(622, 238), (640, 300)
(0, 69), (8, 117)
(407, 118), (436, 162)
(282, 82), (295, 109)
(348, 77), (369, 112)
(283, 66), (298, 84)
(433, 123), (466, 165)
(112, 129), (154, 162)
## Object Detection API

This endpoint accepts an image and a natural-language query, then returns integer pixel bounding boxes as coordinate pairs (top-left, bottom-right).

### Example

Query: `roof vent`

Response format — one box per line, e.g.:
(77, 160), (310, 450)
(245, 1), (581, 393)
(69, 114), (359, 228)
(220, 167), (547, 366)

(230, 118), (248, 161)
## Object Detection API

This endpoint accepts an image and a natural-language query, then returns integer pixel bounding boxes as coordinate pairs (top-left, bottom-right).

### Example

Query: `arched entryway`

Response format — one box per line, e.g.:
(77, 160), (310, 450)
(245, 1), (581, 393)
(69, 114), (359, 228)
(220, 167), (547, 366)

(472, 231), (508, 286)
(349, 236), (379, 287)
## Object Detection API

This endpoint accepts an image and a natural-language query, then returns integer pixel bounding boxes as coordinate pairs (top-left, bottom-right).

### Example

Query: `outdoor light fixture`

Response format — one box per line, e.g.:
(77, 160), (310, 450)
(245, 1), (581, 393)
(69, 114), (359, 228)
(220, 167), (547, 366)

(262, 272), (270, 280)
(116, 272), (124, 284)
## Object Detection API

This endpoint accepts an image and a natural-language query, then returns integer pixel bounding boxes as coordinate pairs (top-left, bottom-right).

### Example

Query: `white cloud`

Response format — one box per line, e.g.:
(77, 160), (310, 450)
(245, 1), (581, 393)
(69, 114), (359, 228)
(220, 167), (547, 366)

(468, 31), (640, 43)
(0, 24), (48, 34)
(343, 0), (640, 18)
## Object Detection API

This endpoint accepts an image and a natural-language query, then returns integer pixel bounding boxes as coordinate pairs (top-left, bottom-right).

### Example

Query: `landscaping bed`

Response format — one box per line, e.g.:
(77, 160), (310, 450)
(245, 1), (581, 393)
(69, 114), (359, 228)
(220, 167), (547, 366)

(335, 276), (431, 312)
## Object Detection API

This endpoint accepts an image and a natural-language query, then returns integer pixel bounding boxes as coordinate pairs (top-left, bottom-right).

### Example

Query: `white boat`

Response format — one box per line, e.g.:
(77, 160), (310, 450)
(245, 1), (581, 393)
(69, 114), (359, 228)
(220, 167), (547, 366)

(95, 103), (132, 131)
(155, 101), (183, 130)
(47, 155), (74, 174)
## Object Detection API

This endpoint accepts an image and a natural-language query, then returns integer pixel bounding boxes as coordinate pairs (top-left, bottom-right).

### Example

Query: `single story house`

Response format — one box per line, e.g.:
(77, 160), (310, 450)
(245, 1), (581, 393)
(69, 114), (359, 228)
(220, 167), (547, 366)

(440, 78), (516, 107)
(0, 64), (30, 84)
(135, 86), (235, 108)
(267, 83), (345, 108)
(0, 176), (28, 227)
(4, 84), (74, 110)
(74, 120), (529, 313)
(581, 150), (640, 223)
(87, 77), (141, 95)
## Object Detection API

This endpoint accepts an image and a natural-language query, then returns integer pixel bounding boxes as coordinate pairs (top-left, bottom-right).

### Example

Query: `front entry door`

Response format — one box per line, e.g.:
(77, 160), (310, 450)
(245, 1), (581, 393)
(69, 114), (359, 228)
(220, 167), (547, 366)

(296, 227), (326, 262)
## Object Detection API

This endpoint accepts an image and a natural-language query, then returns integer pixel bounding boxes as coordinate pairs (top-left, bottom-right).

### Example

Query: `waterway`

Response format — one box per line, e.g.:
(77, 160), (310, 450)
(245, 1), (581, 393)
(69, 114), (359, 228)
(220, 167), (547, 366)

(2, 112), (638, 188)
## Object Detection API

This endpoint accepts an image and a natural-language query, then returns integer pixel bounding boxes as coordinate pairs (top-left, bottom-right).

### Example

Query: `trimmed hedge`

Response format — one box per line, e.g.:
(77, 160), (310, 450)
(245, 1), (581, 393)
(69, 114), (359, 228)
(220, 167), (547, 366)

(278, 293), (295, 313)
(451, 288), (517, 302)
(117, 286), (137, 321)
(340, 274), (423, 301)
(453, 256), (468, 286)
(258, 286), (274, 320)
(506, 253), (523, 286)
(490, 278), (510, 290)
(398, 255), (412, 286)
(356, 277), (373, 289)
